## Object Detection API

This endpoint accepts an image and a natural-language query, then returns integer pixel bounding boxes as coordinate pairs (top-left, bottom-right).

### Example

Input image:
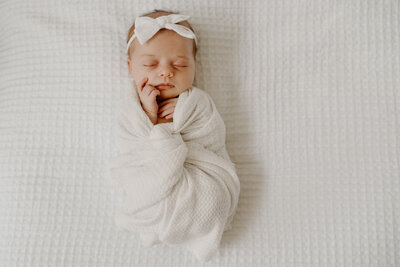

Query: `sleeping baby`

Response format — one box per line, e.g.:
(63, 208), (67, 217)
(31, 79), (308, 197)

(108, 10), (240, 262)
(125, 10), (197, 125)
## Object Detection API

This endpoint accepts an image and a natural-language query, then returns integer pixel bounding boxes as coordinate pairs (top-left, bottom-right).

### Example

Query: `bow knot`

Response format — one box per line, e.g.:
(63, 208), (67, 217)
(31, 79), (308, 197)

(155, 16), (170, 27)
(126, 14), (198, 53)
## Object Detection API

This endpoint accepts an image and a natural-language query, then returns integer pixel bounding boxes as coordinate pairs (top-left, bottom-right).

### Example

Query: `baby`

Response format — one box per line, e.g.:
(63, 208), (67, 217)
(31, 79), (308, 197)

(126, 10), (198, 125)
(109, 10), (240, 262)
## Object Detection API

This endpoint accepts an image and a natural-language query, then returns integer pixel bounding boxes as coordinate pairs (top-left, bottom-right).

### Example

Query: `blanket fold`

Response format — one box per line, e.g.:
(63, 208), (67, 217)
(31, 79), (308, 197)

(108, 85), (240, 262)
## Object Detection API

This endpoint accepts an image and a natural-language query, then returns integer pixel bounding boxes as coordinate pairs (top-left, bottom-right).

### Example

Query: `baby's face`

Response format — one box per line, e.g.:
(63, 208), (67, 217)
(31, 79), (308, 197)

(127, 29), (196, 101)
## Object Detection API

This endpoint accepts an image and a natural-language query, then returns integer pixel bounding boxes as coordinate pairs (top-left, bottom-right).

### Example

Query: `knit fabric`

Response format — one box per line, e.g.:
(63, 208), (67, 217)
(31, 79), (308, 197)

(108, 86), (240, 262)
(0, 0), (399, 266)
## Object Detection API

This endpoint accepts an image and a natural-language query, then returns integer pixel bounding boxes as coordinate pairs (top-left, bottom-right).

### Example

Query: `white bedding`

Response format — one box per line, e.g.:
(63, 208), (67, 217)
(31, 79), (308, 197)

(1, 0), (399, 266)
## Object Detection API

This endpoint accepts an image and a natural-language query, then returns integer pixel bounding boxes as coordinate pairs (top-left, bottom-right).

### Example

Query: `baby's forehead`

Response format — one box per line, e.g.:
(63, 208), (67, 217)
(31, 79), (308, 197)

(138, 53), (190, 60)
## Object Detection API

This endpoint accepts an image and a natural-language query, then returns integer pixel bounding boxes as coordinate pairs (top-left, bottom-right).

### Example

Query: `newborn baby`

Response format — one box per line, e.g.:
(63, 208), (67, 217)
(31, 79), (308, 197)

(126, 10), (197, 125)
(108, 10), (240, 262)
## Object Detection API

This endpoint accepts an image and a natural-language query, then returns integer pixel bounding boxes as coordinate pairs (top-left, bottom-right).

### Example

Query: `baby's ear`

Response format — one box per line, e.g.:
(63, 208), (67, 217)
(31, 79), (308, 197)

(127, 59), (134, 73)
(126, 59), (135, 78)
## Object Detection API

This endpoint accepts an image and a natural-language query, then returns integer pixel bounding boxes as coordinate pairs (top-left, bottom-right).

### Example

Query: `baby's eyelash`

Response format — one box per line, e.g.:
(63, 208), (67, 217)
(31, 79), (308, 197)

(142, 64), (188, 68)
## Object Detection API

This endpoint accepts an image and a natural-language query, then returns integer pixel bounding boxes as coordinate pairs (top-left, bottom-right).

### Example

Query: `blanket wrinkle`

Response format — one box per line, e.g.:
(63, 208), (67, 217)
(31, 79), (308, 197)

(108, 85), (240, 262)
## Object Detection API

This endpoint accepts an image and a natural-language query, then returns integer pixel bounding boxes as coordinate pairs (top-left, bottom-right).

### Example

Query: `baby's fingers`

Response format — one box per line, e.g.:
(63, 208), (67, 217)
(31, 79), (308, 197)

(158, 97), (178, 107)
(143, 85), (157, 96)
(158, 102), (174, 114)
(159, 106), (174, 118)
(139, 77), (149, 92)
(150, 88), (160, 98)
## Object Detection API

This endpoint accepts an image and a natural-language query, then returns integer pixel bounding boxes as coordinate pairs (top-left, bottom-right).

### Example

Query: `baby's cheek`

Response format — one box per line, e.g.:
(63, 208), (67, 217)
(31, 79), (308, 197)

(132, 67), (149, 81)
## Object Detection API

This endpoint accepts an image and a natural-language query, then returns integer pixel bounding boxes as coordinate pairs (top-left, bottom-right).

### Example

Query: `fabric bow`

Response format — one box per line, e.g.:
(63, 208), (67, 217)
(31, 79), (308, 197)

(126, 14), (198, 53)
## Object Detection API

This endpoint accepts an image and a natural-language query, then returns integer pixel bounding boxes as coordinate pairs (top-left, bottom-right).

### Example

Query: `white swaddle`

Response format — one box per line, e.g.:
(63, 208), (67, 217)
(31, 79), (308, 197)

(107, 84), (240, 262)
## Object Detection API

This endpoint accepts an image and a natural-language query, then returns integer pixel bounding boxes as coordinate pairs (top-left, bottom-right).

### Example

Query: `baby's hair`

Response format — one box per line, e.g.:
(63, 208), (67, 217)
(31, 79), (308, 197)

(126, 9), (198, 59)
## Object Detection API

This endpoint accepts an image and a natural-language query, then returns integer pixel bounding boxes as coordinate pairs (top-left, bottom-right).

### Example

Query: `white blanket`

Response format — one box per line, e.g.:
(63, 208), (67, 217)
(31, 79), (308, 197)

(108, 84), (240, 262)
(1, 1), (399, 266)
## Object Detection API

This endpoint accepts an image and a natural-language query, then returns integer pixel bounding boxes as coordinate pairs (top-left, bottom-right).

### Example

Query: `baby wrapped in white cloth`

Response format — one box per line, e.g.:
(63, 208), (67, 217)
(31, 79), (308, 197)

(108, 85), (240, 261)
(108, 11), (240, 262)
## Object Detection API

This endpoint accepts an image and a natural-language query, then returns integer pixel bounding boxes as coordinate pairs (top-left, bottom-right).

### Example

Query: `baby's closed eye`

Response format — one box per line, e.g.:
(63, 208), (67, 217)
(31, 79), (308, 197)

(143, 62), (157, 67)
(142, 62), (188, 68)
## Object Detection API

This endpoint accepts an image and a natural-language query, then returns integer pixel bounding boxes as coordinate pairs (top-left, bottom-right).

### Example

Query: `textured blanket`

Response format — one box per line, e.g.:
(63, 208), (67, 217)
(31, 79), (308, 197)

(1, 1), (399, 266)
(108, 84), (240, 262)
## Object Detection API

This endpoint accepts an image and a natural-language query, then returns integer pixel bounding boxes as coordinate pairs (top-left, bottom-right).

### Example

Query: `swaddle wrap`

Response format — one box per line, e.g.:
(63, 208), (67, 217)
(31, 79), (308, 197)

(108, 84), (240, 262)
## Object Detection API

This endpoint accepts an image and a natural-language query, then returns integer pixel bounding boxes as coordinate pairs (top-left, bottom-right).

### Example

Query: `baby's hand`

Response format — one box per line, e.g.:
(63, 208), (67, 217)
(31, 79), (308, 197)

(158, 97), (178, 120)
(136, 77), (160, 124)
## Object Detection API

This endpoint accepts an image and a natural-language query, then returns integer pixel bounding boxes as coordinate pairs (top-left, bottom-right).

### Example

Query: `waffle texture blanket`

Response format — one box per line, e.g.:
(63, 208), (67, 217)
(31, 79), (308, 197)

(108, 85), (240, 261)
(1, 0), (399, 266)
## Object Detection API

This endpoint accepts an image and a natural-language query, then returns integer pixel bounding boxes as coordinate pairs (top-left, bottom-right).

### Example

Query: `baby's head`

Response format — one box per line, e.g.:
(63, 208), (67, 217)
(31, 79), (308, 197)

(126, 10), (198, 100)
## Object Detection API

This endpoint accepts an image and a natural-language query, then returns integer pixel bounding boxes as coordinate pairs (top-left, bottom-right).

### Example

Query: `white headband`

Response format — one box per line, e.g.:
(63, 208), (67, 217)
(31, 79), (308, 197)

(126, 14), (198, 53)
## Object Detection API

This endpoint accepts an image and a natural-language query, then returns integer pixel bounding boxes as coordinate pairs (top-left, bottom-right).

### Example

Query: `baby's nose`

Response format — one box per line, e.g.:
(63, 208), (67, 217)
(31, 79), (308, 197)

(159, 66), (174, 77)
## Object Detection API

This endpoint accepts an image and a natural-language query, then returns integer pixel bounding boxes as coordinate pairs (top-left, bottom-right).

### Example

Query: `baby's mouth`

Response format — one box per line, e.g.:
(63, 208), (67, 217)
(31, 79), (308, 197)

(156, 83), (174, 90)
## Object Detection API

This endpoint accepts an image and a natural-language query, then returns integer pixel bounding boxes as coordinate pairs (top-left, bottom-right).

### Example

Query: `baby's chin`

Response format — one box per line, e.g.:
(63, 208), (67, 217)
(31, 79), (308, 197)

(156, 85), (193, 101)
(156, 90), (180, 101)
